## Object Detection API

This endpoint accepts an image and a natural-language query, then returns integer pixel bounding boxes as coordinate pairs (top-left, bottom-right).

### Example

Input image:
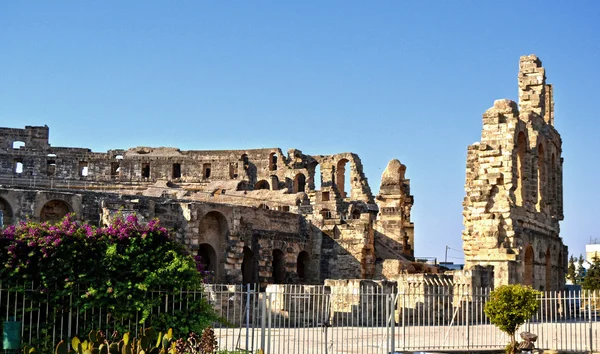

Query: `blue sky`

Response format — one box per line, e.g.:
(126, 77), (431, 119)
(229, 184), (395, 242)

(1, 1), (599, 262)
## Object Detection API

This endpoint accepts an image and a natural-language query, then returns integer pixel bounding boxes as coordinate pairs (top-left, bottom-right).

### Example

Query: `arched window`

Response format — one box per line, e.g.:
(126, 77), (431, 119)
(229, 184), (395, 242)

(293, 173), (306, 193)
(523, 245), (534, 287)
(336, 159), (351, 198)
(536, 144), (544, 211)
(351, 209), (361, 219)
(258, 203), (269, 210)
(272, 249), (285, 284)
(297, 251), (310, 281)
(242, 247), (256, 285)
(0, 197), (13, 227)
(515, 132), (527, 206)
(269, 152), (278, 171)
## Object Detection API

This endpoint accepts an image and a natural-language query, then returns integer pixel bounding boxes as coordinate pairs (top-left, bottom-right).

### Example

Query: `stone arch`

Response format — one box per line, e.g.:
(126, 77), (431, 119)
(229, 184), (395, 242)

(307, 162), (321, 191)
(297, 251), (310, 281)
(523, 244), (534, 287)
(269, 152), (278, 171)
(293, 173), (306, 193)
(536, 143), (545, 211)
(336, 158), (351, 198)
(242, 246), (256, 285)
(272, 249), (285, 284)
(40, 200), (72, 223)
(545, 247), (552, 291)
(0, 197), (14, 226)
(198, 211), (229, 282)
(198, 211), (229, 246)
(255, 180), (270, 190)
(515, 131), (527, 206)
(197, 243), (217, 280)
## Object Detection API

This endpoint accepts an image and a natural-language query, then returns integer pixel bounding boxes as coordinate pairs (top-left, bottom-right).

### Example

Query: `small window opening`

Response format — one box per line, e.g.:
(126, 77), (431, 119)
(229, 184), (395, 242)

(258, 203), (269, 210)
(12, 141), (25, 149)
(142, 163), (150, 178)
(172, 163), (181, 179)
(322, 191), (330, 201)
(111, 162), (120, 177)
(203, 163), (211, 179)
(14, 159), (23, 174)
(115, 155), (124, 160)
(320, 209), (331, 219)
(351, 209), (361, 219)
(269, 153), (278, 171)
(280, 205), (290, 212)
(79, 162), (89, 177)
(47, 160), (56, 176)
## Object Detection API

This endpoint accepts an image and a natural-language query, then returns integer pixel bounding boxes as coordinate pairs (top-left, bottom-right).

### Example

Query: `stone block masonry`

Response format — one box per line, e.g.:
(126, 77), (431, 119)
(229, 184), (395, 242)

(462, 55), (567, 290)
(0, 126), (416, 287)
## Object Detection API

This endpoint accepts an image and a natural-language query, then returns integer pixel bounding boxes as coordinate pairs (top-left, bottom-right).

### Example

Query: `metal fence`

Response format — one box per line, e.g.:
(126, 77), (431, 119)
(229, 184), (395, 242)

(1, 283), (598, 353)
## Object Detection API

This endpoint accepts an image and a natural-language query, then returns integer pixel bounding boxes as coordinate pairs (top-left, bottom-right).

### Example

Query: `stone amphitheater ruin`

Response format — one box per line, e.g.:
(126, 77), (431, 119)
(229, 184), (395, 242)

(0, 55), (567, 290)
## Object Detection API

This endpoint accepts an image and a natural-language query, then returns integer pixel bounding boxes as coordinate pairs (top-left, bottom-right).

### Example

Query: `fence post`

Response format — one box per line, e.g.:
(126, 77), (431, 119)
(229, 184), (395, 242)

(260, 292), (266, 352)
(245, 283), (250, 353)
(466, 290), (470, 353)
(589, 290), (593, 353)
(390, 294), (396, 354)
(401, 290), (405, 352)
(385, 293), (390, 354)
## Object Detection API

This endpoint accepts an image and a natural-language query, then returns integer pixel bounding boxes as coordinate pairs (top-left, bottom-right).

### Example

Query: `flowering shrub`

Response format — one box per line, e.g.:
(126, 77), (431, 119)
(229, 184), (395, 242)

(0, 214), (217, 336)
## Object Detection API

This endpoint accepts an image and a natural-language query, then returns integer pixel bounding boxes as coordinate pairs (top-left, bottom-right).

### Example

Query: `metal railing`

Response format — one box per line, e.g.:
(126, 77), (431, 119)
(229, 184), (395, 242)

(1, 283), (598, 353)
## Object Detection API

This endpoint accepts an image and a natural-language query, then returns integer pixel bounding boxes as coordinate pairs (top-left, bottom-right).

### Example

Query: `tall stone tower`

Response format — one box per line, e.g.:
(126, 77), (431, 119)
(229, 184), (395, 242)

(462, 55), (567, 290)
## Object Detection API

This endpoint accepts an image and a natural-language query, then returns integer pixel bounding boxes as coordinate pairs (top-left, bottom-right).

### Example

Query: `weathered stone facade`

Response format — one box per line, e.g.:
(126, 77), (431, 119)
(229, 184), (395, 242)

(0, 125), (416, 286)
(462, 55), (567, 290)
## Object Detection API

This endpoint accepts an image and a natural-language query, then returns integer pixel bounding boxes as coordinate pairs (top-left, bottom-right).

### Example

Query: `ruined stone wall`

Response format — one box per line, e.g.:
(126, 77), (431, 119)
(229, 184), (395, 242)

(0, 125), (416, 285)
(462, 55), (567, 290)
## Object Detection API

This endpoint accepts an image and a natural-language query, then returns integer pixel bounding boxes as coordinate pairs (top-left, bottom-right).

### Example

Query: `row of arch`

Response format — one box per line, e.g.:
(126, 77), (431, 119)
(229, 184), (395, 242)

(515, 130), (560, 212)
(196, 242), (311, 285)
(522, 244), (563, 291)
(0, 197), (72, 225)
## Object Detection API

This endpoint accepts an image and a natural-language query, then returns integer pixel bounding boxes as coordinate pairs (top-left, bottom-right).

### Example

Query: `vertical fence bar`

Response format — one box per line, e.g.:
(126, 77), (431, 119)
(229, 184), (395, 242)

(245, 283), (250, 353)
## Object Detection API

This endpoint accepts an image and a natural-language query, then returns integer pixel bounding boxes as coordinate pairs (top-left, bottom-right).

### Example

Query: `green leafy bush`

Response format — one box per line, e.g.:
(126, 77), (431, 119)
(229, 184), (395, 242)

(484, 284), (541, 354)
(1, 214), (218, 338)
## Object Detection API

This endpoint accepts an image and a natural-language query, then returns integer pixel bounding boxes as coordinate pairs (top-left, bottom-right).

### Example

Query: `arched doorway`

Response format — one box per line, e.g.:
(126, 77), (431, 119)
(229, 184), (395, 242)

(197, 243), (217, 281)
(297, 251), (310, 281)
(272, 249), (285, 284)
(242, 247), (256, 285)
(40, 200), (71, 223)
(523, 244), (534, 287)
(198, 211), (229, 282)
(293, 173), (306, 193)
(0, 198), (13, 227)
